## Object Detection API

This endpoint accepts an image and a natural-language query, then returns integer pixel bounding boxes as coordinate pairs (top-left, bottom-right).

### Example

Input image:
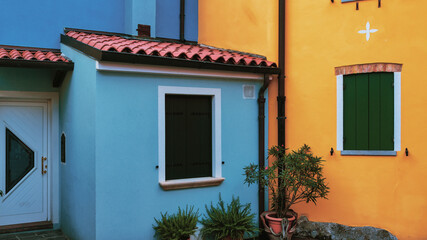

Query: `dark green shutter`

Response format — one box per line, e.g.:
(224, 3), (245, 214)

(343, 75), (357, 150)
(166, 95), (187, 180)
(379, 73), (394, 150)
(368, 73), (381, 149)
(165, 95), (212, 180)
(355, 74), (369, 150)
(343, 73), (394, 150)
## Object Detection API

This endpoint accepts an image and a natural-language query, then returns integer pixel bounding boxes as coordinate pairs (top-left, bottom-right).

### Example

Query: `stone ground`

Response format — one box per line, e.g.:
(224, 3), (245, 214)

(0, 230), (69, 240)
(0, 230), (316, 240)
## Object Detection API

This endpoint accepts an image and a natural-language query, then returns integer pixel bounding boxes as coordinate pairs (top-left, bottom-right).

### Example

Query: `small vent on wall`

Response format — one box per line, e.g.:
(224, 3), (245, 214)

(137, 24), (151, 37)
(243, 85), (255, 99)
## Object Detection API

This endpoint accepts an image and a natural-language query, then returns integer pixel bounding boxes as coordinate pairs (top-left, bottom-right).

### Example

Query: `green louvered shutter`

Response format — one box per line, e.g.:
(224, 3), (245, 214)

(343, 73), (394, 150)
(378, 73), (394, 150)
(165, 95), (212, 180)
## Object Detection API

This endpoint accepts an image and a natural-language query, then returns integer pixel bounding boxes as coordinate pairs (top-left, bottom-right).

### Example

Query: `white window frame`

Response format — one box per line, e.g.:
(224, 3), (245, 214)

(158, 86), (223, 189)
(337, 72), (401, 155)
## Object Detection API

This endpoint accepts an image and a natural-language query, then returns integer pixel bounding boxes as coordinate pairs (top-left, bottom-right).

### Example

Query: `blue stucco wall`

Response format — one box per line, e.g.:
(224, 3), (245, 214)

(0, 0), (198, 49)
(94, 71), (260, 239)
(125, 0), (157, 37)
(59, 45), (97, 240)
(156, 0), (198, 41)
(0, 0), (124, 49)
(184, 0), (199, 42)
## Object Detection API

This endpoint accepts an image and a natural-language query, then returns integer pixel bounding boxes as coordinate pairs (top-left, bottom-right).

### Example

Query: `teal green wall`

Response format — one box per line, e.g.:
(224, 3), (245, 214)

(59, 45), (97, 240)
(0, 68), (57, 92)
(59, 45), (264, 239)
(94, 72), (261, 239)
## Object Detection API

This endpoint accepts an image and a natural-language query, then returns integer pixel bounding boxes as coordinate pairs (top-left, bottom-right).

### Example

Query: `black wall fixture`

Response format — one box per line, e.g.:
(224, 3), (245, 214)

(378, 0), (381, 8)
(356, 2), (359, 10)
(61, 133), (66, 163)
(330, 148), (334, 156)
(405, 148), (409, 156)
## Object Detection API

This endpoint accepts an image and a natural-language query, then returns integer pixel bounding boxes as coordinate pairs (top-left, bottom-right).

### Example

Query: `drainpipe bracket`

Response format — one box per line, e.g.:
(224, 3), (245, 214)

(277, 96), (286, 102)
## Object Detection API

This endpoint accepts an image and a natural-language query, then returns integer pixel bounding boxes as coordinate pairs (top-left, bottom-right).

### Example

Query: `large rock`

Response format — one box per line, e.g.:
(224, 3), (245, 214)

(294, 216), (398, 240)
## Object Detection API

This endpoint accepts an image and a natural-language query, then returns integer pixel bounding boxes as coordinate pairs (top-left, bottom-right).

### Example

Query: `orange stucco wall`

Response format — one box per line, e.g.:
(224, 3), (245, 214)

(200, 0), (427, 239)
(198, 0), (280, 148)
(199, 0), (278, 64)
(286, 1), (427, 239)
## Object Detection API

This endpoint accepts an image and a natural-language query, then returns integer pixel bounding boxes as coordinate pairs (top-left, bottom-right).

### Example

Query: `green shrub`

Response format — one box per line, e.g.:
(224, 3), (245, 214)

(153, 206), (199, 240)
(200, 195), (257, 240)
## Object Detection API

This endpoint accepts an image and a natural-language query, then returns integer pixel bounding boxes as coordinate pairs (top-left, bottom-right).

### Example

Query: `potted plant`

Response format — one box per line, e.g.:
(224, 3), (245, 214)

(244, 144), (329, 240)
(200, 195), (258, 240)
(153, 205), (199, 240)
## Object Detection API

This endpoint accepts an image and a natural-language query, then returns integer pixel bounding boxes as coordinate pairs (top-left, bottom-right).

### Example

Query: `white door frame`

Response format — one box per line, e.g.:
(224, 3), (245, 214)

(0, 91), (59, 226)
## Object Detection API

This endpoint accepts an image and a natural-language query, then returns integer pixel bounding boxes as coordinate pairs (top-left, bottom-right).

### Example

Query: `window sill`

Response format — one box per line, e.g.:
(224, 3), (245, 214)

(159, 177), (225, 191)
(341, 150), (397, 156)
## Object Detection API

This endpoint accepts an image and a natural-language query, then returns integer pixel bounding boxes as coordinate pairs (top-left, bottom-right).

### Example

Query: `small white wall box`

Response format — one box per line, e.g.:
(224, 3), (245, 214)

(243, 85), (255, 99)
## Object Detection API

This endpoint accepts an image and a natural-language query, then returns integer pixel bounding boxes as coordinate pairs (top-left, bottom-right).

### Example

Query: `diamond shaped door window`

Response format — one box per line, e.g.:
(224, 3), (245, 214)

(6, 129), (35, 193)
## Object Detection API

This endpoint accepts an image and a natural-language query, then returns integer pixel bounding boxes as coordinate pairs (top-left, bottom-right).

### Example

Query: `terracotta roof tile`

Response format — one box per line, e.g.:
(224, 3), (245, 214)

(65, 30), (277, 68)
(22, 50), (36, 60)
(0, 49), (8, 59)
(9, 49), (23, 59)
(0, 46), (70, 63)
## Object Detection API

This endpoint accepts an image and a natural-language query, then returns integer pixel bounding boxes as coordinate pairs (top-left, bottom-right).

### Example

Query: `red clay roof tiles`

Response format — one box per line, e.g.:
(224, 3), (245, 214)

(65, 30), (277, 68)
(0, 46), (70, 63)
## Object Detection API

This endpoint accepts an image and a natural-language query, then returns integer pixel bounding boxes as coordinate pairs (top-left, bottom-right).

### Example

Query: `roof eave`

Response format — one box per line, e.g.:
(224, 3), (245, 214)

(0, 56), (73, 88)
(0, 58), (74, 71)
(60, 34), (280, 75)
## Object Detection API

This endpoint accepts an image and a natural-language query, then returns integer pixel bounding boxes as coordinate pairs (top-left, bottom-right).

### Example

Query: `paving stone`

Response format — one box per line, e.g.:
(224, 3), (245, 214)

(0, 230), (68, 240)
(38, 231), (64, 237)
(0, 235), (19, 240)
(13, 232), (36, 237)
(17, 236), (40, 240)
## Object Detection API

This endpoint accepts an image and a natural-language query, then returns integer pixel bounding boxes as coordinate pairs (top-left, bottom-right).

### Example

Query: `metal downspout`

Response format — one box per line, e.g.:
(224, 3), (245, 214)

(180, 0), (186, 42)
(278, 0), (286, 149)
(258, 74), (272, 229)
(275, 0), (286, 222)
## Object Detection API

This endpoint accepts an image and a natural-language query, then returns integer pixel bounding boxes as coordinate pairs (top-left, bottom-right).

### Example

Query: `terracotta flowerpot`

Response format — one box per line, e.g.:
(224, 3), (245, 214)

(260, 210), (298, 240)
(265, 212), (296, 234)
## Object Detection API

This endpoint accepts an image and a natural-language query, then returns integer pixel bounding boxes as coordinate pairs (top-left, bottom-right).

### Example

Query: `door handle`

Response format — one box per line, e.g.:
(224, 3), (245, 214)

(42, 157), (47, 175)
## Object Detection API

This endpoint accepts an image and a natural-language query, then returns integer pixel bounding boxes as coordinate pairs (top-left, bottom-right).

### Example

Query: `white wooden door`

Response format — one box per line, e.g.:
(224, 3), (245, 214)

(0, 102), (48, 226)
